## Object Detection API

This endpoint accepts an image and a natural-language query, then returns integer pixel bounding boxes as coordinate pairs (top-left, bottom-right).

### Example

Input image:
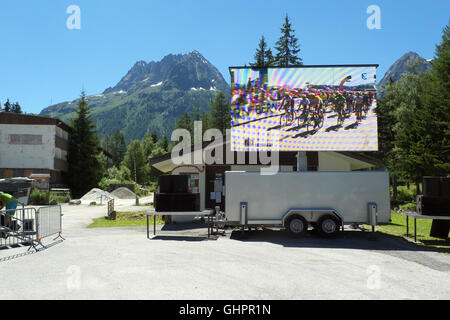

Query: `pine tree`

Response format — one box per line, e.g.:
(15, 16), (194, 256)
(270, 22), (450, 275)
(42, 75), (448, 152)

(418, 24), (450, 175)
(4, 99), (11, 112)
(210, 92), (231, 135)
(110, 129), (127, 166)
(67, 91), (104, 198)
(121, 140), (149, 185)
(12, 102), (22, 113)
(201, 111), (212, 134)
(376, 81), (403, 200)
(274, 15), (302, 66)
(176, 112), (193, 134)
(250, 35), (275, 67)
(160, 136), (169, 151)
(192, 106), (201, 121)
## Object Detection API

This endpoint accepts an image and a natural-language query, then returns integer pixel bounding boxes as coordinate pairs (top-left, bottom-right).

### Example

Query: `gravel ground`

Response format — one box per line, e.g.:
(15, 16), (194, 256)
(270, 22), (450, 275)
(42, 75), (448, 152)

(0, 201), (449, 300)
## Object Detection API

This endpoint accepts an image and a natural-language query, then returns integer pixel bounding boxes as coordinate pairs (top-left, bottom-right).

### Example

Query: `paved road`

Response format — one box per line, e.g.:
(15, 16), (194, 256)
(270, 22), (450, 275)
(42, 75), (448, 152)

(0, 203), (449, 299)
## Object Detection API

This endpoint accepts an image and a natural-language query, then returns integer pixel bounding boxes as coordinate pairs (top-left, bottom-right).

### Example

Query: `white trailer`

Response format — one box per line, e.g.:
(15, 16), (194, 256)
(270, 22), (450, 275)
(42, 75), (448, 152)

(224, 171), (390, 237)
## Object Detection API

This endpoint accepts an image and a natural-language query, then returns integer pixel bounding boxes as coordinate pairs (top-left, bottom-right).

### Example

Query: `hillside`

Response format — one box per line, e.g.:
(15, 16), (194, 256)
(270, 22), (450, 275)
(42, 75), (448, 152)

(40, 51), (230, 142)
(378, 52), (432, 98)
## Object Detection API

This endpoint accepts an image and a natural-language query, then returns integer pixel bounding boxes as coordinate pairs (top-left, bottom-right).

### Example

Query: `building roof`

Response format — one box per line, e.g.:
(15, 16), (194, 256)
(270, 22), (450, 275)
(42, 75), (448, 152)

(149, 138), (380, 172)
(0, 113), (71, 132)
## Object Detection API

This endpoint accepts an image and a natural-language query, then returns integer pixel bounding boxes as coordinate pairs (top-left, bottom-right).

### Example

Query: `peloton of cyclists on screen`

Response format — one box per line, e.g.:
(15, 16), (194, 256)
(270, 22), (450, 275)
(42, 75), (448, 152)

(231, 76), (376, 133)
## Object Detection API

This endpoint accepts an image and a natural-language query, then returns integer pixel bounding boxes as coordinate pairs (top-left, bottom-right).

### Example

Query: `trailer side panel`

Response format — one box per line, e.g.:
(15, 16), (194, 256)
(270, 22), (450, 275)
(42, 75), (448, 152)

(225, 171), (390, 225)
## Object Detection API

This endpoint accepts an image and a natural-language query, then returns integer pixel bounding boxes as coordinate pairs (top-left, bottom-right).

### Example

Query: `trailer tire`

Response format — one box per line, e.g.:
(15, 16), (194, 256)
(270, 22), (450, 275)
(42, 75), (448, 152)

(317, 215), (340, 238)
(286, 215), (308, 236)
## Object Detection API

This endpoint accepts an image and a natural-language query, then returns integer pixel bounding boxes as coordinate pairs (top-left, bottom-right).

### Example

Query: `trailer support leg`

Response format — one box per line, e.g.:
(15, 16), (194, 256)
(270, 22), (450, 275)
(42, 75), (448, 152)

(414, 218), (417, 243)
(406, 215), (409, 236)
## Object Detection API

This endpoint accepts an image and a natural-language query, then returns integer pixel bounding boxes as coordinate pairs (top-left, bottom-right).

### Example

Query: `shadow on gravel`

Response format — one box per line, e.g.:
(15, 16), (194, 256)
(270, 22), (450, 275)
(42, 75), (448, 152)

(151, 235), (207, 241)
(0, 239), (63, 263)
(229, 228), (434, 252)
(229, 228), (450, 272)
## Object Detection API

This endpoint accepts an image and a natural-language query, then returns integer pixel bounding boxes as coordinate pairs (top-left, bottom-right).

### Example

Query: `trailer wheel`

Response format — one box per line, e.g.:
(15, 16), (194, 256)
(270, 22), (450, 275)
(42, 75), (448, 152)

(317, 215), (340, 238)
(286, 215), (308, 236)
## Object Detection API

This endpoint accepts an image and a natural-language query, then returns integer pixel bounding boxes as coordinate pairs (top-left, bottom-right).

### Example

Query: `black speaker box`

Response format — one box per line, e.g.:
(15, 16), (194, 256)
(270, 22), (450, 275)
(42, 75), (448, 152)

(159, 175), (173, 193)
(158, 175), (189, 193)
(155, 193), (200, 212)
(172, 175), (189, 194)
(430, 220), (450, 239)
(417, 195), (450, 216)
(154, 193), (171, 211)
(423, 177), (441, 197)
(442, 177), (450, 197)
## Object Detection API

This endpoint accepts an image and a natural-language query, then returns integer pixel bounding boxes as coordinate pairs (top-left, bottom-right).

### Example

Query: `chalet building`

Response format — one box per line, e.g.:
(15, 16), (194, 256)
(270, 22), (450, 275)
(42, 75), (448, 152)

(150, 138), (379, 221)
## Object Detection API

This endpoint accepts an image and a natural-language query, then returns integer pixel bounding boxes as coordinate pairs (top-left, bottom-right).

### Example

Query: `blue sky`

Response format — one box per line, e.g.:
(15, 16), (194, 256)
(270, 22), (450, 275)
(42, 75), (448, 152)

(0, 0), (449, 114)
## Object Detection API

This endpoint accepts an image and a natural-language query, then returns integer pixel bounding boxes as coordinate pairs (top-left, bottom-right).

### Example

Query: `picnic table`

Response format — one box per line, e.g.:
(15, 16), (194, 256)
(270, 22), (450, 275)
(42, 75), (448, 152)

(401, 211), (450, 242)
(145, 209), (215, 239)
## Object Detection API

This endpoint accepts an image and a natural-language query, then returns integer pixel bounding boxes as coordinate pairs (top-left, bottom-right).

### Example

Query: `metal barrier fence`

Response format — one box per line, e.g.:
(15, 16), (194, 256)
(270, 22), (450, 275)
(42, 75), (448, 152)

(36, 205), (64, 246)
(0, 205), (64, 251)
(0, 206), (37, 250)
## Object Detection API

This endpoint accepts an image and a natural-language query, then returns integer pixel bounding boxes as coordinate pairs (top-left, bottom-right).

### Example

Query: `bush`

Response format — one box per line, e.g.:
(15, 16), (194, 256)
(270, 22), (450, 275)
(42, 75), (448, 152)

(98, 165), (134, 190)
(399, 202), (417, 211)
(396, 186), (416, 203)
(30, 189), (48, 205)
(49, 191), (71, 204)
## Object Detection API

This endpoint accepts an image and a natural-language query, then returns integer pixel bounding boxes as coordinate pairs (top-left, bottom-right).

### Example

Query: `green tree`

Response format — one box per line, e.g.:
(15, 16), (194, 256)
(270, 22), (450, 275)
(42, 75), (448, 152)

(210, 92), (231, 134)
(111, 130), (127, 166)
(392, 72), (427, 193)
(67, 91), (104, 198)
(98, 165), (133, 190)
(159, 135), (169, 151)
(418, 24), (450, 175)
(3, 99), (11, 112)
(142, 133), (166, 184)
(11, 102), (22, 113)
(122, 140), (149, 185)
(176, 112), (193, 134)
(102, 129), (126, 167)
(192, 106), (201, 121)
(201, 111), (212, 134)
(274, 14), (302, 66)
(250, 35), (275, 67)
(376, 79), (404, 200)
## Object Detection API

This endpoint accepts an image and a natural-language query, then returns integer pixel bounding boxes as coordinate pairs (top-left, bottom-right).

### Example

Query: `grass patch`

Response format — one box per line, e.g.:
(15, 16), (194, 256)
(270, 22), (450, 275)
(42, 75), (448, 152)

(364, 211), (450, 253)
(87, 210), (164, 228)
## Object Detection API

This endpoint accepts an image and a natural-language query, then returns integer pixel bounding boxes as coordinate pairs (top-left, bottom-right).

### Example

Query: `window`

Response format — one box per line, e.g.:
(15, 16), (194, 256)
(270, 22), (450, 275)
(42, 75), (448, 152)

(9, 134), (42, 145)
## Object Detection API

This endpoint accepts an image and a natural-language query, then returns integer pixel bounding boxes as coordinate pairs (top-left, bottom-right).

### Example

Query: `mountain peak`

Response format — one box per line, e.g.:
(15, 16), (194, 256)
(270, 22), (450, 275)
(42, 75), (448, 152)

(39, 51), (231, 141)
(378, 51), (432, 98)
(103, 51), (229, 94)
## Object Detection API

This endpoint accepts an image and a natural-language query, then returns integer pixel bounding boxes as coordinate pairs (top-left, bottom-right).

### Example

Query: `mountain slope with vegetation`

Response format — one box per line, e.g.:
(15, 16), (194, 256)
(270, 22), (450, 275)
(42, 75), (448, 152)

(39, 51), (230, 142)
(377, 52), (432, 98)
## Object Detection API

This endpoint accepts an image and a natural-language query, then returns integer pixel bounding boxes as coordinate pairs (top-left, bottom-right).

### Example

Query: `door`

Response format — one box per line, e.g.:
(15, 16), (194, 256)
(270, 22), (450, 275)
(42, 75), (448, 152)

(205, 165), (230, 210)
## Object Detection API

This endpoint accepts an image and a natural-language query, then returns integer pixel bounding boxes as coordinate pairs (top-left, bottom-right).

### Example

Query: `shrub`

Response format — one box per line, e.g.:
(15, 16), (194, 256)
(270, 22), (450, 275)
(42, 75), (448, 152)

(399, 202), (417, 211)
(396, 186), (416, 204)
(49, 191), (71, 204)
(30, 189), (48, 205)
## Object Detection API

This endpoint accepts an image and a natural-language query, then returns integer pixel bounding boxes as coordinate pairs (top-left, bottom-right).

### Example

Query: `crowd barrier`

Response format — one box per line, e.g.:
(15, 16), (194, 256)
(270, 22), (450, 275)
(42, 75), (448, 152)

(0, 205), (64, 252)
(1, 206), (37, 250)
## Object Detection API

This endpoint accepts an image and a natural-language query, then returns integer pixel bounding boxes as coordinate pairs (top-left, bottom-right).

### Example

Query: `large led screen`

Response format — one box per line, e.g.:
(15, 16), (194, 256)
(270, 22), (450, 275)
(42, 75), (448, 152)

(229, 66), (378, 151)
